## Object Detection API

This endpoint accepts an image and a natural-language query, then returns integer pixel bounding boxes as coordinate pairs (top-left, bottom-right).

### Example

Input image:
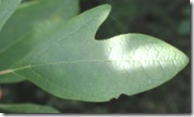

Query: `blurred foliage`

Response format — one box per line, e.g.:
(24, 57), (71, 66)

(0, 0), (190, 113)
(177, 4), (190, 36)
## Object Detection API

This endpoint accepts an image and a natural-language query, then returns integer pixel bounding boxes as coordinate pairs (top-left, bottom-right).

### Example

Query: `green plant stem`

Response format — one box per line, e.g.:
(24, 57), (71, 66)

(0, 70), (12, 76)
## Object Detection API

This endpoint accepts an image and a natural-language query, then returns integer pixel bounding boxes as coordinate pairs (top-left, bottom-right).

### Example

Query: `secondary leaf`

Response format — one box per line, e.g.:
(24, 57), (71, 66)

(0, 0), (79, 83)
(0, 103), (59, 113)
(0, 5), (189, 102)
(0, 0), (21, 31)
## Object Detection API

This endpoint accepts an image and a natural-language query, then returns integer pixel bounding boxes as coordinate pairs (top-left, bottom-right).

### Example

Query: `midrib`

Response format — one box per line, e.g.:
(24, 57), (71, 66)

(0, 58), (185, 76)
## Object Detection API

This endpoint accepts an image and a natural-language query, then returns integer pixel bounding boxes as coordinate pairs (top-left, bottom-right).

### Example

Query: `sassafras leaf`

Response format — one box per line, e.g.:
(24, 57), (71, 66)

(0, 4), (189, 102)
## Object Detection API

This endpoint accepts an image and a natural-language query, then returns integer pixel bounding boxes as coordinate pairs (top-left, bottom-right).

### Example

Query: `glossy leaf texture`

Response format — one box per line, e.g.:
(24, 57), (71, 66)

(0, 0), (21, 30)
(0, 5), (189, 102)
(0, 103), (59, 113)
(0, 0), (79, 83)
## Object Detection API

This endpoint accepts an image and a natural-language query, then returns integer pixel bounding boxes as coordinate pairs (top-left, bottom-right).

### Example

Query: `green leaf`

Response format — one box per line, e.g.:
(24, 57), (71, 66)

(0, 0), (79, 83)
(0, 103), (59, 113)
(0, 4), (189, 102)
(0, 0), (21, 31)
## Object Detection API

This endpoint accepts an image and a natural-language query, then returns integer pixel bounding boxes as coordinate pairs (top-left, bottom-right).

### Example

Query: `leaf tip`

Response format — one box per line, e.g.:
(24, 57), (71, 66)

(103, 4), (112, 11)
(97, 4), (112, 14)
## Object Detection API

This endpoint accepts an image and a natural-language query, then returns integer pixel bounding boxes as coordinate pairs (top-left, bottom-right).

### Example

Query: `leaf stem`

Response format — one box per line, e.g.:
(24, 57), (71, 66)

(0, 70), (13, 76)
(0, 65), (31, 76)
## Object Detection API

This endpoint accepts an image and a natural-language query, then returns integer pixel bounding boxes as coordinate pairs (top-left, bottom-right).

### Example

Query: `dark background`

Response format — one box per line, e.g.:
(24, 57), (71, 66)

(1, 0), (191, 113)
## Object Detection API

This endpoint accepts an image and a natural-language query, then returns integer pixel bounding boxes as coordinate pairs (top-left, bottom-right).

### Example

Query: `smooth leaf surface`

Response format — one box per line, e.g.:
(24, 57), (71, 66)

(0, 103), (59, 113)
(0, 0), (21, 31)
(0, 0), (79, 83)
(0, 5), (189, 102)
